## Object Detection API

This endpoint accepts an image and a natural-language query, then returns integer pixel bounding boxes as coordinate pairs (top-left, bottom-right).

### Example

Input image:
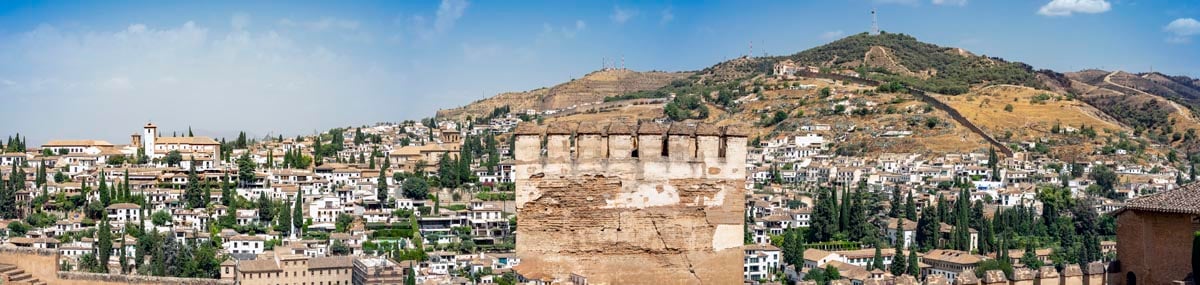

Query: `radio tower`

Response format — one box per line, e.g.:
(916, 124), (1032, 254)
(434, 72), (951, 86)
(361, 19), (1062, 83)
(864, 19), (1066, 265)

(871, 9), (880, 35)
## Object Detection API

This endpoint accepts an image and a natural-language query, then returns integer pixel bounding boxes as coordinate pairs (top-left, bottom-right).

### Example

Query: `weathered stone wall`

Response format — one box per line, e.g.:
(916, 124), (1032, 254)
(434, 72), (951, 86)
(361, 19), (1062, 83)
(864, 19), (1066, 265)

(1114, 209), (1200, 285)
(0, 246), (59, 283)
(513, 121), (747, 285)
(57, 272), (234, 285)
(0, 246), (231, 285)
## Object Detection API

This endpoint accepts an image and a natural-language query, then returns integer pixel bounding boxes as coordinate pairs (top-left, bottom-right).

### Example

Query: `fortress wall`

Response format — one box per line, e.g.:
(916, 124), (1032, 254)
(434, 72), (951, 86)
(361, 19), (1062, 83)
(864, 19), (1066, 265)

(512, 121), (747, 285)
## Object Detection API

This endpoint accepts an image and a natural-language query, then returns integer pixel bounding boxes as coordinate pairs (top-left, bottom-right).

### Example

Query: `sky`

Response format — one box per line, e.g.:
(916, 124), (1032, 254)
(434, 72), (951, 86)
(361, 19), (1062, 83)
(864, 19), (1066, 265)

(1, 0), (1198, 144)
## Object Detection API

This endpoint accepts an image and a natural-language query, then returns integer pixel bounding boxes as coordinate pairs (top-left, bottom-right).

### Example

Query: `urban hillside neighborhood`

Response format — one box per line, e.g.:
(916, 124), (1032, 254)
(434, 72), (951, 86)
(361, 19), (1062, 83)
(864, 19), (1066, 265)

(1, 31), (1199, 285)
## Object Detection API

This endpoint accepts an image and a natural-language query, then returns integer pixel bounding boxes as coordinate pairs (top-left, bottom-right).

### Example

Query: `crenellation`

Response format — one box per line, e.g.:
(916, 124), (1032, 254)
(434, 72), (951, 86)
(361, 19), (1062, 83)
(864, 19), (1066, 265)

(667, 123), (696, 160)
(606, 121), (635, 159)
(575, 121), (607, 159)
(544, 121), (574, 160)
(512, 121), (747, 163)
(636, 122), (667, 158)
(695, 124), (722, 160)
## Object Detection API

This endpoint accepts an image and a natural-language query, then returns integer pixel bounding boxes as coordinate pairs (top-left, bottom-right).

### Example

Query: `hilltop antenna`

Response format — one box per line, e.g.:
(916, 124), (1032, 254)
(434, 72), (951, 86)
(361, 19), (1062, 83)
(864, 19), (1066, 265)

(871, 9), (880, 36)
(749, 41), (753, 58)
(621, 55), (625, 70)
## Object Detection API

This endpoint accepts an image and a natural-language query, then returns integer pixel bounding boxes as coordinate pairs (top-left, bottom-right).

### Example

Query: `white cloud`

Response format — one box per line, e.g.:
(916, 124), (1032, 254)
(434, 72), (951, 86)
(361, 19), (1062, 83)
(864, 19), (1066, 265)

(409, 0), (470, 41)
(1037, 0), (1111, 16)
(536, 20), (587, 45)
(660, 7), (675, 25)
(611, 6), (638, 24)
(434, 0), (469, 33)
(278, 17), (360, 31)
(819, 30), (845, 40)
(1165, 18), (1200, 43)
(0, 20), (410, 143)
(931, 0), (967, 6)
(231, 12), (250, 30)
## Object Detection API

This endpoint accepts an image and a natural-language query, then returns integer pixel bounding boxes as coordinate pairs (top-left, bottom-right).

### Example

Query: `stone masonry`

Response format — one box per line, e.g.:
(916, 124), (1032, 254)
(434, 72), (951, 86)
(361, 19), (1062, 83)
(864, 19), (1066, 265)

(512, 121), (747, 284)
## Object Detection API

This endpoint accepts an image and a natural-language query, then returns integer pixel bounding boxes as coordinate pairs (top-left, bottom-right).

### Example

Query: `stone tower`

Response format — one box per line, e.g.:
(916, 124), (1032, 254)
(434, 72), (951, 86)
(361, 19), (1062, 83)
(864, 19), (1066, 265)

(512, 121), (747, 284)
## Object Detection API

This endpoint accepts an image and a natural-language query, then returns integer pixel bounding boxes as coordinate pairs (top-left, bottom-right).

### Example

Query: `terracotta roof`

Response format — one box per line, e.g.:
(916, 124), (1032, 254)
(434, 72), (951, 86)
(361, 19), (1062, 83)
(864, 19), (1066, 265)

(922, 249), (982, 265)
(308, 256), (354, 269)
(803, 248), (836, 261)
(238, 259), (281, 272)
(106, 203), (140, 210)
(1117, 184), (1200, 215)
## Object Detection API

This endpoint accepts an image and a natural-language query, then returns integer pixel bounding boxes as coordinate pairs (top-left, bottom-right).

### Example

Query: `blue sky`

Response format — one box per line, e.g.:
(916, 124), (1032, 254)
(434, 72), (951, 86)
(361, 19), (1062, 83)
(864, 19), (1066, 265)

(1, 0), (1197, 144)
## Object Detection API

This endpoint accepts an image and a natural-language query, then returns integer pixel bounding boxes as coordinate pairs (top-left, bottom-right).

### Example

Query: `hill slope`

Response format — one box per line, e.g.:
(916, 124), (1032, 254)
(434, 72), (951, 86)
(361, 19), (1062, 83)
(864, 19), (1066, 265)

(772, 32), (1044, 94)
(436, 69), (690, 120)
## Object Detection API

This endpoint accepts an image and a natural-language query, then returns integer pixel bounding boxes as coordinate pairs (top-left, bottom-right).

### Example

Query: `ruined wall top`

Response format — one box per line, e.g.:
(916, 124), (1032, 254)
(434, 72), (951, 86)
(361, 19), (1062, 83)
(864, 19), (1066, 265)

(513, 121), (748, 162)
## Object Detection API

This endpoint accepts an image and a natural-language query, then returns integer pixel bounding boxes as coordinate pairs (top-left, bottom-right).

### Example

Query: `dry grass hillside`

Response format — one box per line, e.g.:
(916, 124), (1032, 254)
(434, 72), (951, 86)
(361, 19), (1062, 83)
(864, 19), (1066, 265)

(938, 85), (1126, 146)
(1067, 70), (1200, 146)
(436, 69), (690, 120)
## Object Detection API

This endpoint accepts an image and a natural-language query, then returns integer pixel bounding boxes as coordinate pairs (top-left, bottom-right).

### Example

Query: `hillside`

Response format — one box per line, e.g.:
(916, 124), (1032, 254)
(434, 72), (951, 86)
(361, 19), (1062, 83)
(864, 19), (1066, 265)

(772, 32), (1045, 95)
(443, 31), (1200, 159)
(1066, 70), (1200, 148)
(436, 69), (690, 120)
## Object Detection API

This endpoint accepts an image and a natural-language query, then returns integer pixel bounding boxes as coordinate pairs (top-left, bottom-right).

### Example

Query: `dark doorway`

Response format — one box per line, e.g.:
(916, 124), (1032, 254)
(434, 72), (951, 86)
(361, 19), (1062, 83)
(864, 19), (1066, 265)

(1125, 272), (1136, 285)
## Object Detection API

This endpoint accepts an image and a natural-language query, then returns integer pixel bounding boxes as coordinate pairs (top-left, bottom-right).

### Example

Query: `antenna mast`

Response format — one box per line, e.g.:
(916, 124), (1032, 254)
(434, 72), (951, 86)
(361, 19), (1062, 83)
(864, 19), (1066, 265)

(871, 9), (880, 35)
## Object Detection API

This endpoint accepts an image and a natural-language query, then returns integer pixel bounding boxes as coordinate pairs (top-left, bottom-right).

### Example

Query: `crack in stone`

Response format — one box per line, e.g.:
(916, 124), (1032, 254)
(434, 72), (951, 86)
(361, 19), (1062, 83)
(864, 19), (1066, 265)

(651, 220), (703, 284)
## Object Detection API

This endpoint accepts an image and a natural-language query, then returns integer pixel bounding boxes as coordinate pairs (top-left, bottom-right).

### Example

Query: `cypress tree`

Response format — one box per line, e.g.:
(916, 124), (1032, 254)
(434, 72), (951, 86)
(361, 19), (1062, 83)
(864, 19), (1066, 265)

(916, 206), (940, 251)
(871, 242), (885, 270)
(891, 246), (907, 276)
(839, 188), (850, 235)
(1192, 231), (1199, 281)
(293, 194), (304, 235)
(97, 216), (112, 273)
(906, 246), (919, 276)
(122, 169), (131, 203)
(99, 172), (111, 207)
(889, 187), (902, 218)
(377, 166), (389, 207)
(904, 191), (917, 220)
(810, 187), (839, 242)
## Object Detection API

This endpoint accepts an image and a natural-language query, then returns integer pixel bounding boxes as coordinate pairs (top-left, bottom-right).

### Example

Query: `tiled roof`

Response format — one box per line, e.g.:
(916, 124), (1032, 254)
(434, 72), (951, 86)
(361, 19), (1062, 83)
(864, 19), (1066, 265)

(1118, 184), (1200, 215)
(308, 256), (354, 269)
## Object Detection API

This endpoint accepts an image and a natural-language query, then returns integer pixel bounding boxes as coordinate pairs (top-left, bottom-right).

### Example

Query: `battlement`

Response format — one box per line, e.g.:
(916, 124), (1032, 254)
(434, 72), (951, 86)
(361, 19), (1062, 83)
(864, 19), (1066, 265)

(513, 121), (748, 163)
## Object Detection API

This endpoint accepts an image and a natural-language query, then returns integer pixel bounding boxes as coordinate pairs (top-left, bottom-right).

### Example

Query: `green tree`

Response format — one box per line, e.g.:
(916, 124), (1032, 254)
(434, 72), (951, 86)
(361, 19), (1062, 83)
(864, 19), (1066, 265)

(97, 217), (112, 273)
(406, 267), (417, 285)
(151, 210), (171, 226)
(403, 177), (430, 200)
(1089, 165), (1119, 199)
(1020, 242), (1043, 269)
(293, 194), (304, 235)
(98, 173), (111, 207)
(809, 187), (840, 242)
(236, 153), (256, 186)
(1192, 231), (1200, 280)
(907, 246), (919, 276)
(826, 264), (841, 281)
(257, 193), (273, 222)
(165, 150), (183, 167)
(377, 166), (390, 206)
(185, 160), (205, 208)
(891, 246), (907, 276)
(871, 243), (885, 270)
(335, 213), (354, 233)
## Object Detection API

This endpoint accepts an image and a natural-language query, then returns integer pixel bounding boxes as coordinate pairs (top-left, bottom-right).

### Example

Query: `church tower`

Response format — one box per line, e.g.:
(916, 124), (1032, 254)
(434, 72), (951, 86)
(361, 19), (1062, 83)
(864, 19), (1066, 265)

(143, 123), (157, 158)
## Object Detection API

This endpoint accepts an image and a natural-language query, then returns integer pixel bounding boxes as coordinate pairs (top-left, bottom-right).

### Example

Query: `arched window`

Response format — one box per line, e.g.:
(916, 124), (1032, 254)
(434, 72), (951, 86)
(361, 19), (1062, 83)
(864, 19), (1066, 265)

(1125, 272), (1136, 285)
